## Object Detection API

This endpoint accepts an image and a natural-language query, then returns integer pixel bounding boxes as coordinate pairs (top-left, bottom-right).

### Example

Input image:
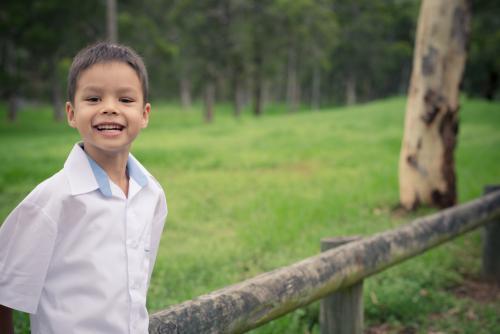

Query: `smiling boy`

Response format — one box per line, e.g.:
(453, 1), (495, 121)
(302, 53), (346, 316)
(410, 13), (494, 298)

(0, 42), (167, 334)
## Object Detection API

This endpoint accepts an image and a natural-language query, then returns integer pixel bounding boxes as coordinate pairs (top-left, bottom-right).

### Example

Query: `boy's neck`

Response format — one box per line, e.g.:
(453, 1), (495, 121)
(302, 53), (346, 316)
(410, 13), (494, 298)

(83, 144), (130, 197)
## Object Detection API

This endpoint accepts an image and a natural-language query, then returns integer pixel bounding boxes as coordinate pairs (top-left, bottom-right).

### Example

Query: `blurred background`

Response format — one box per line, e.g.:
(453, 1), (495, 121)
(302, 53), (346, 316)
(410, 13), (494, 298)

(1, 0), (498, 121)
(1, 1), (500, 333)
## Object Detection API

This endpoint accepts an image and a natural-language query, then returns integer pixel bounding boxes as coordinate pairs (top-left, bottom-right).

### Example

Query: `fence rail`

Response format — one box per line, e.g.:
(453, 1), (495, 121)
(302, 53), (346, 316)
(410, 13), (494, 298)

(149, 189), (500, 334)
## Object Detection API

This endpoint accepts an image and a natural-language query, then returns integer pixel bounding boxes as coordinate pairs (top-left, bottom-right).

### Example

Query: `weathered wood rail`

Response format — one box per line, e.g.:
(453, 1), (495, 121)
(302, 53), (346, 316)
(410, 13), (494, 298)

(149, 189), (500, 334)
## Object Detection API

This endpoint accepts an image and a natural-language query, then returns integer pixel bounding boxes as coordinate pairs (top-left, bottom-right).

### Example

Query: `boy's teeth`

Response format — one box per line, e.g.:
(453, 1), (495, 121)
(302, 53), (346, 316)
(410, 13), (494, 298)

(96, 125), (123, 130)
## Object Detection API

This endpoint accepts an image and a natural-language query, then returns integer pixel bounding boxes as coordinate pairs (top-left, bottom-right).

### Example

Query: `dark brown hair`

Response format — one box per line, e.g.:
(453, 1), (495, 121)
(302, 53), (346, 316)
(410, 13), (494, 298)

(67, 42), (149, 104)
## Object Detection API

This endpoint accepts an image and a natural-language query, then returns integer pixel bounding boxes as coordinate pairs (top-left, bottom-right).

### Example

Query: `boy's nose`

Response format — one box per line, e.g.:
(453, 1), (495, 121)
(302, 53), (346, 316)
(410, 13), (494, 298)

(101, 101), (119, 115)
(102, 109), (118, 115)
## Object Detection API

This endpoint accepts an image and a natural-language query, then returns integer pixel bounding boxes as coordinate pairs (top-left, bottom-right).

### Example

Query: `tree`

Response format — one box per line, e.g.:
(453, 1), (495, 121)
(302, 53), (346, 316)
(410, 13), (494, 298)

(0, 0), (104, 121)
(107, 0), (118, 43)
(463, 0), (500, 100)
(275, 0), (337, 112)
(329, 0), (417, 105)
(399, 0), (471, 210)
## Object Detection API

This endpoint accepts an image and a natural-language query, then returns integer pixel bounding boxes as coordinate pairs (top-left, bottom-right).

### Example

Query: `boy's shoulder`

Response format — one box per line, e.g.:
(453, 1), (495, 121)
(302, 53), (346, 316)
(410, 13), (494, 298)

(21, 169), (72, 212)
(26, 169), (70, 201)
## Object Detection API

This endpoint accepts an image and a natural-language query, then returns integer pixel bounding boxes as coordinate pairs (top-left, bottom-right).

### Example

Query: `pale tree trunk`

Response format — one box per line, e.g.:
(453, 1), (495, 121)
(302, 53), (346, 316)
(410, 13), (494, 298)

(286, 46), (300, 112)
(203, 81), (215, 123)
(107, 0), (118, 43)
(180, 77), (192, 110)
(252, 0), (264, 116)
(6, 41), (19, 122)
(51, 71), (64, 121)
(234, 76), (245, 117)
(252, 48), (263, 116)
(345, 72), (357, 105)
(231, 54), (246, 117)
(399, 0), (470, 210)
(7, 94), (19, 122)
(51, 57), (64, 121)
(311, 64), (321, 110)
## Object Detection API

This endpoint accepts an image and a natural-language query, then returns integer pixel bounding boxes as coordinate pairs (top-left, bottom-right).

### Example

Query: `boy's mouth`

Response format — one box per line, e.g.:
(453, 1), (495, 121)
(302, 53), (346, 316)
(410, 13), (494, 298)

(93, 123), (125, 131)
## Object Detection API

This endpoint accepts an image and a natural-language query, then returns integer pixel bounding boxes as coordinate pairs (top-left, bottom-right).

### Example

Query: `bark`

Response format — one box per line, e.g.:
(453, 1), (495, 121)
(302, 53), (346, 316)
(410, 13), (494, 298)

(345, 72), (357, 105)
(286, 46), (300, 112)
(233, 76), (245, 117)
(6, 42), (18, 122)
(399, 0), (471, 210)
(51, 60), (64, 121)
(204, 81), (215, 123)
(251, 0), (264, 116)
(252, 46), (263, 116)
(231, 49), (246, 117)
(106, 0), (118, 43)
(484, 70), (498, 101)
(311, 65), (321, 110)
(7, 94), (19, 122)
(180, 77), (192, 110)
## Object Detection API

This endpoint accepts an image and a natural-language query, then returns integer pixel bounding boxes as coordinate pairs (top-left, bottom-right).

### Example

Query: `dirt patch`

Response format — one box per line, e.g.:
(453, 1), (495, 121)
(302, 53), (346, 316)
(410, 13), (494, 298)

(449, 275), (500, 303)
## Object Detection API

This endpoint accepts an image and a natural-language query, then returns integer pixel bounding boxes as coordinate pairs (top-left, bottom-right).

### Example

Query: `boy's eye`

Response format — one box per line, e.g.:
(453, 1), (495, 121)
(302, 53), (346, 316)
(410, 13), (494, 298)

(85, 97), (100, 103)
(120, 97), (135, 103)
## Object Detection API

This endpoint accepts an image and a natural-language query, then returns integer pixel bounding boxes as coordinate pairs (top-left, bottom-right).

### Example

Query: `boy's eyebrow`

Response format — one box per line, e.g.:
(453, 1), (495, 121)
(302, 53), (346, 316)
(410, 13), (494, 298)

(79, 85), (139, 94)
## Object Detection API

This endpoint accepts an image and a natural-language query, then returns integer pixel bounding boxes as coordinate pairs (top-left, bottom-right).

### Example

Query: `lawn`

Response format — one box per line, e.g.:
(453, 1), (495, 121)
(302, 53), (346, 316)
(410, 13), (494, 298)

(1, 97), (499, 333)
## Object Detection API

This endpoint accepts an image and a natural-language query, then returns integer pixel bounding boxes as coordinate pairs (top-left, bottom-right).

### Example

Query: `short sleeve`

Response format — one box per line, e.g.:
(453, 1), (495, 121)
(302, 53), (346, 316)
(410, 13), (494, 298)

(0, 201), (57, 314)
(147, 190), (167, 285)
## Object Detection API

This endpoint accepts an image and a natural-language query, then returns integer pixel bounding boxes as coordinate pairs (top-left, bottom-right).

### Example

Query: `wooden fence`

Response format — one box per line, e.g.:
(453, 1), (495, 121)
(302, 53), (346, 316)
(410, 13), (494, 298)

(149, 187), (500, 334)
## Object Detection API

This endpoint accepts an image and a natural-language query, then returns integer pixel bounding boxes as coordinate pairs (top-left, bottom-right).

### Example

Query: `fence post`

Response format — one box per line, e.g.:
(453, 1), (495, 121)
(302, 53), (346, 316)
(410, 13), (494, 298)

(320, 236), (363, 334)
(482, 185), (500, 284)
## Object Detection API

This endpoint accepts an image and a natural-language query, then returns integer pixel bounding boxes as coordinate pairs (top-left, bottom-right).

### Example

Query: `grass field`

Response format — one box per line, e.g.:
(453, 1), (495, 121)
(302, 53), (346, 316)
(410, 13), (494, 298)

(1, 97), (499, 333)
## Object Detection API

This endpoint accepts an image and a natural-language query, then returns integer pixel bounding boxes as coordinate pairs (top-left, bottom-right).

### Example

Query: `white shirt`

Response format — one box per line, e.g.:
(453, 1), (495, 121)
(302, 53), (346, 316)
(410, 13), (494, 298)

(0, 143), (167, 334)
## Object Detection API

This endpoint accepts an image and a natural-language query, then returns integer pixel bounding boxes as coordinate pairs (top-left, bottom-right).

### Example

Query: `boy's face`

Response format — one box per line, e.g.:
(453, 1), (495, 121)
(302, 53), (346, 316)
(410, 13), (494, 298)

(66, 61), (150, 161)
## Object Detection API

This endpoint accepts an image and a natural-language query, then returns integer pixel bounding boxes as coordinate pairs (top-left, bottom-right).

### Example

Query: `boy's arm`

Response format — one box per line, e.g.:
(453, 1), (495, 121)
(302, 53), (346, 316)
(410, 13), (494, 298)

(0, 304), (14, 334)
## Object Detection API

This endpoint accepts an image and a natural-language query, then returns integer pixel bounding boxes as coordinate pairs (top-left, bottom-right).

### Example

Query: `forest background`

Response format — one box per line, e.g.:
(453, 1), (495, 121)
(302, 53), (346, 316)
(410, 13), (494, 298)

(1, 0), (500, 333)
(1, 0), (499, 120)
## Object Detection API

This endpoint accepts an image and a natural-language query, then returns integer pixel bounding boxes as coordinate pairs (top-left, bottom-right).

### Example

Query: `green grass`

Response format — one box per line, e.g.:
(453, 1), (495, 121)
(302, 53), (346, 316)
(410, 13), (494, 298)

(1, 97), (499, 333)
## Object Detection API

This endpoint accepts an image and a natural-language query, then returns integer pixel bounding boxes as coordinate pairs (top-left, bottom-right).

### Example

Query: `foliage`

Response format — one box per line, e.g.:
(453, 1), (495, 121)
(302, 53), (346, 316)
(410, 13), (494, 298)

(464, 0), (500, 100)
(2, 0), (499, 120)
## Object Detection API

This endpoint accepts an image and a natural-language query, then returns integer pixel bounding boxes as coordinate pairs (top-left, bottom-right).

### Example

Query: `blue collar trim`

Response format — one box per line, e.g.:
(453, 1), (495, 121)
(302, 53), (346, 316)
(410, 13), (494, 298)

(85, 152), (148, 198)
(127, 156), (148, 188)
(86, 156), (113, 197)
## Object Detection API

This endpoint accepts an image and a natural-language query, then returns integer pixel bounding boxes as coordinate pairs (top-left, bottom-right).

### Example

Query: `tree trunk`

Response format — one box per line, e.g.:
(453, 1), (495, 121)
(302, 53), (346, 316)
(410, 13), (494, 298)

(6, 41), (18, 122)
(107, 0), (118, 43)
(204, 81), (215, 123)
(234, 75), (245, 117)
(484, 70), (498, 101)
(286, 46), (300, 112)
(345, 72), (357, 105)
(7, 94), (19, 122)
(311, 64), (321, 110)
(252, 44), (263, 116)
(51, 60), (64, 121)
(180, 77), (192, 110)
(399, 0), (471, 210)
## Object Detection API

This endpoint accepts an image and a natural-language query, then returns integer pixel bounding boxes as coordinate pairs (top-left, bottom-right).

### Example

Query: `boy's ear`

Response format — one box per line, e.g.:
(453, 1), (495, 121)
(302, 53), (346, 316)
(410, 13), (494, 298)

(65, 102), (77, 128)
(142, 103), (151, 129)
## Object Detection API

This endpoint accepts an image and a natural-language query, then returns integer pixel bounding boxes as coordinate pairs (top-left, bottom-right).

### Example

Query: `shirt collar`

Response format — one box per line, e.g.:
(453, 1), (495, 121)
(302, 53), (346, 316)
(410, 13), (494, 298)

(64, 143), (148, 197)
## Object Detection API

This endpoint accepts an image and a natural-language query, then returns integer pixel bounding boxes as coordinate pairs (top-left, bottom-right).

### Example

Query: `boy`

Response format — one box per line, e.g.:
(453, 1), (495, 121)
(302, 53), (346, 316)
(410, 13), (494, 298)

(0, 42), (167, 334)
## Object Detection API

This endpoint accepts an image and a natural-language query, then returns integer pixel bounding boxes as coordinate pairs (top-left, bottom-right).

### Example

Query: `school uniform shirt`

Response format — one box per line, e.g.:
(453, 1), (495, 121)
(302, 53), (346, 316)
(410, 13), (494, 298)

(0, 143), (167, 334)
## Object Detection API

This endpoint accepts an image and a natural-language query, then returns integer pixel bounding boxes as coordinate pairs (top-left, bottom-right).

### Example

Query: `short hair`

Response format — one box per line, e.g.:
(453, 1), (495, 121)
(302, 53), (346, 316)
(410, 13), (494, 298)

(67, 42), (149, 104)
